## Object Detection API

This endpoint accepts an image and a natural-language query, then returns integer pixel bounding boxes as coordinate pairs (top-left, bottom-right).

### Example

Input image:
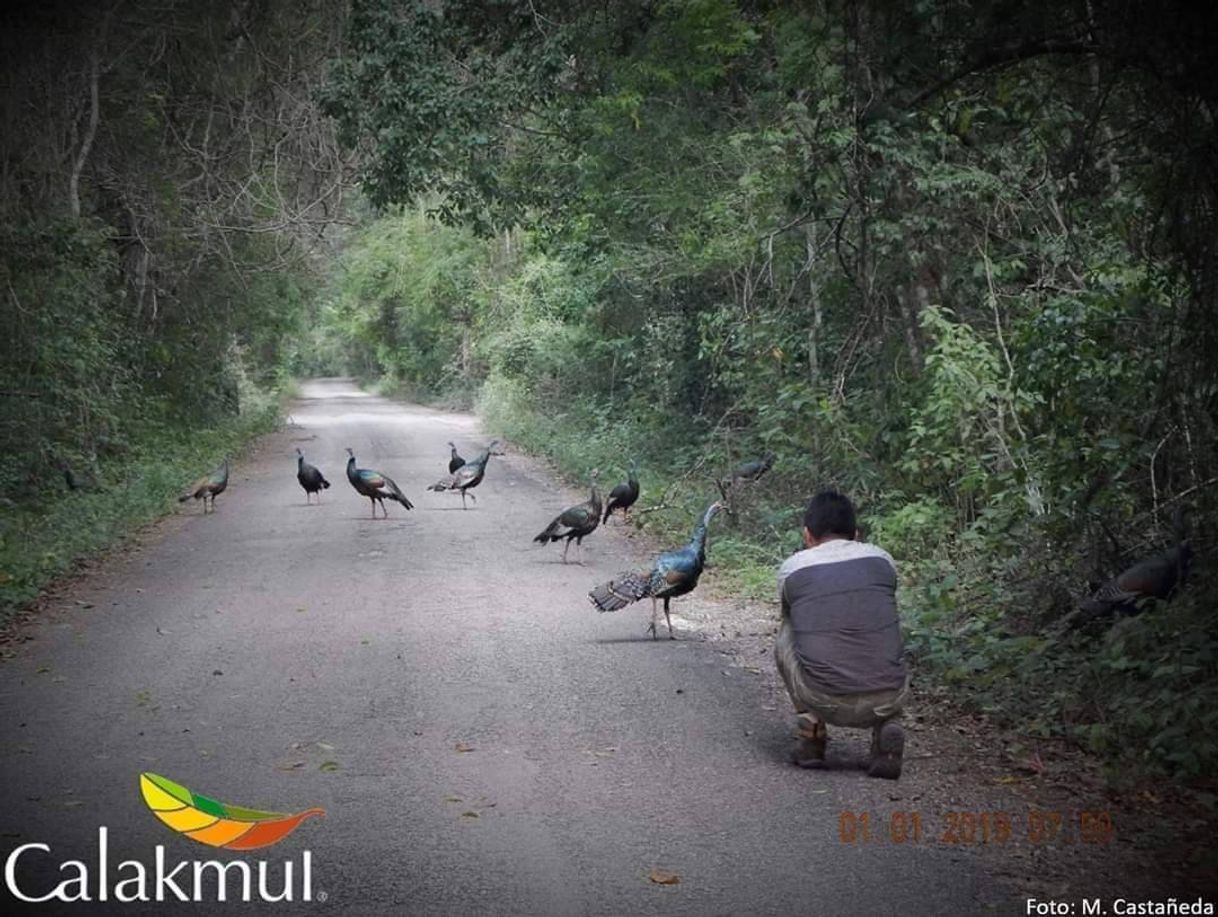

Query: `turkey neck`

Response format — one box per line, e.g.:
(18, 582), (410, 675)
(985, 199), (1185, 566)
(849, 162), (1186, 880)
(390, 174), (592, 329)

(346, 454), (359, 482)
(687, 503), (720, 556)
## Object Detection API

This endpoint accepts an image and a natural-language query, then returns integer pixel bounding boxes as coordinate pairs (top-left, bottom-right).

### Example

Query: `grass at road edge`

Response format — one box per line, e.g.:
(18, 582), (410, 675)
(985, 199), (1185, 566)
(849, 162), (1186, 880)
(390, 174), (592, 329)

(0, 391), (287, 621)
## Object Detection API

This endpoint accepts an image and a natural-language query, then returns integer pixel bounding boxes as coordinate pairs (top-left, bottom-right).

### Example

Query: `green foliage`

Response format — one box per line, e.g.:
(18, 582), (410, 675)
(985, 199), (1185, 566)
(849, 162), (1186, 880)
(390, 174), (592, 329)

(310, 210), (484, 399)
(0, 395), (281, 615)
(315, 0), (1218, 780)
(0, 2), (341, 614)
(0, 221), (124, 495)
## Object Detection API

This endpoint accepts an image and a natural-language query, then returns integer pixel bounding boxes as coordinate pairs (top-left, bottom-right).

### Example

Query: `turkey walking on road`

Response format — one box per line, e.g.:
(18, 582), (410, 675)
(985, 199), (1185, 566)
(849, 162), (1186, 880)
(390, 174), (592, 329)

(427, 440), (498, 509)
(178, 459), (229, 514)
(534, 472), (602, 564)
(346, 448), (414, 518)
(296, 448), (331, 504)
(602, 461), (639, 524)
(447, 442), (466, 474)
(588, 501), (724, 639)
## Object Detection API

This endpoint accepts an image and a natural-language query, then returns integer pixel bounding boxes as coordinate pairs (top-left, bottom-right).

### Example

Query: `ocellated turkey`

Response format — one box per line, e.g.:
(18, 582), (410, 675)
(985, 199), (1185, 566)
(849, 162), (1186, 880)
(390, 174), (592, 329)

(534, 472), (602, 564)
(296, 448), (330, 503)
(602, 461), (640, 524)
(447, 442), (466, 474)
(427, 440), (499, 509)
(345, 448), (414, 518)
(588, 501), (724, 639)
(178, 459), (229, 514)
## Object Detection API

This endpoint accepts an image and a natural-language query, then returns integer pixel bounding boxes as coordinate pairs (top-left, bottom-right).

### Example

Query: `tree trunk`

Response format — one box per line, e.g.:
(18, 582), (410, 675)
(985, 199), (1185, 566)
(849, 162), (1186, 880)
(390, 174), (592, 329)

(806, 223), (822, 386)
(68, 53), (100, 219)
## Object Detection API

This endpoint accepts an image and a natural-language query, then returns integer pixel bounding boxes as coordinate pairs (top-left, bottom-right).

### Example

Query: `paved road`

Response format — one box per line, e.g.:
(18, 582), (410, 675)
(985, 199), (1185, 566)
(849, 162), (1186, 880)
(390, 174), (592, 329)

(1, 379), (995, 914)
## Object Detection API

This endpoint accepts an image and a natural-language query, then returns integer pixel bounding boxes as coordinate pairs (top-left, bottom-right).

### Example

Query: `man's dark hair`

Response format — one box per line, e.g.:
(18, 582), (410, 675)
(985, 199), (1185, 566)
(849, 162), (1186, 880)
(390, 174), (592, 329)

(803, 490), (856, 539)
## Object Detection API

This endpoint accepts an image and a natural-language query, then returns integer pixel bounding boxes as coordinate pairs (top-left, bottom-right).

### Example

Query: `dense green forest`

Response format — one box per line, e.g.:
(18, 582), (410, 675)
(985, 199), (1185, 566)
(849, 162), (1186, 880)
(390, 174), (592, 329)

(3, 0), (1217, 780)
(0, 2), (347, 607)
(314, 0), (1218, 778)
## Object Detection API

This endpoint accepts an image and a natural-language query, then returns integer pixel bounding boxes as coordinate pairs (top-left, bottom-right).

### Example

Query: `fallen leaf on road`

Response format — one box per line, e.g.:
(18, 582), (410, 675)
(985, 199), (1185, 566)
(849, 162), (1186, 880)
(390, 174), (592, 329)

(992, 775), (1023, 785)
(444, 795), (463, 803)
(460, 810), (480, 819)
(455, 742), (475, 753)
(317, 742), (335, 751)
(319, 760), (340, 772)
(648, 869), (680, 885)
(276, 760), (306, 771)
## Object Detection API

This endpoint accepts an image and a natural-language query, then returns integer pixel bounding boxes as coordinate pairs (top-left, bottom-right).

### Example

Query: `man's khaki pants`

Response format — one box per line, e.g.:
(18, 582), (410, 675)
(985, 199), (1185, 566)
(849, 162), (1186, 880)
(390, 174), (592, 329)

(774, 620), (908, 732)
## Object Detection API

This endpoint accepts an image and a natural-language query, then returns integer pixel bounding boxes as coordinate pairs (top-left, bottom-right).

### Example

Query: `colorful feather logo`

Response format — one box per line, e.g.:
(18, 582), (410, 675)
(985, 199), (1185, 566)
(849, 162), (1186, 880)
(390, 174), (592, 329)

(139, 772), (324, 850)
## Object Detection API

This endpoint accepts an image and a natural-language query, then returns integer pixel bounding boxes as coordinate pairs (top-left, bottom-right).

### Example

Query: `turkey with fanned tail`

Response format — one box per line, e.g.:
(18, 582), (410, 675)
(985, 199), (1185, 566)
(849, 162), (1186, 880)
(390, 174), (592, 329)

(589, 501), (724, 639)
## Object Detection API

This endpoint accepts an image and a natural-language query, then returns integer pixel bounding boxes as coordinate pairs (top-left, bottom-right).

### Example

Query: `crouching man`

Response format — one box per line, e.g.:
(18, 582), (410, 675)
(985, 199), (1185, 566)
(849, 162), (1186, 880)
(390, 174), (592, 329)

(775, 490), (909, 778)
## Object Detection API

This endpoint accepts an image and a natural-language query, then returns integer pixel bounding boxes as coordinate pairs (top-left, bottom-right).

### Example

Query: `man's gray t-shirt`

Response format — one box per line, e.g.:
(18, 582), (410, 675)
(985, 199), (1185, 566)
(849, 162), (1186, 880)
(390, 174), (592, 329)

(777, 539), (906, 695)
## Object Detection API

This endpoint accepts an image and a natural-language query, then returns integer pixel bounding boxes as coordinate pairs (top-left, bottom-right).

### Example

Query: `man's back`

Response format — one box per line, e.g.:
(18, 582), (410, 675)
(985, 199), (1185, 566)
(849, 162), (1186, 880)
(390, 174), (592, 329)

(778, 539), (906, 695)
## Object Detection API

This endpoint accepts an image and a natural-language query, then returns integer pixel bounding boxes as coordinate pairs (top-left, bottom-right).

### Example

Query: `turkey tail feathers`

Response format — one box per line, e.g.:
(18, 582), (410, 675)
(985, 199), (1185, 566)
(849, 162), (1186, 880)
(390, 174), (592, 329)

(179, 478), (206, 502)
(534, 519), (562, 544)
(382, 475), (413, 509)
(588, 572), (650, 612)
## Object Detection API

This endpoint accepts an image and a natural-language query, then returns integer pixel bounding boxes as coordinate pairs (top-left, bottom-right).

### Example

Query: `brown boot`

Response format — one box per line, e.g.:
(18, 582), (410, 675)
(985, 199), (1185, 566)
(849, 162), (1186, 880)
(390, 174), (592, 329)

(793, 717), (827, 769)
(867, 721), (904, 779)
